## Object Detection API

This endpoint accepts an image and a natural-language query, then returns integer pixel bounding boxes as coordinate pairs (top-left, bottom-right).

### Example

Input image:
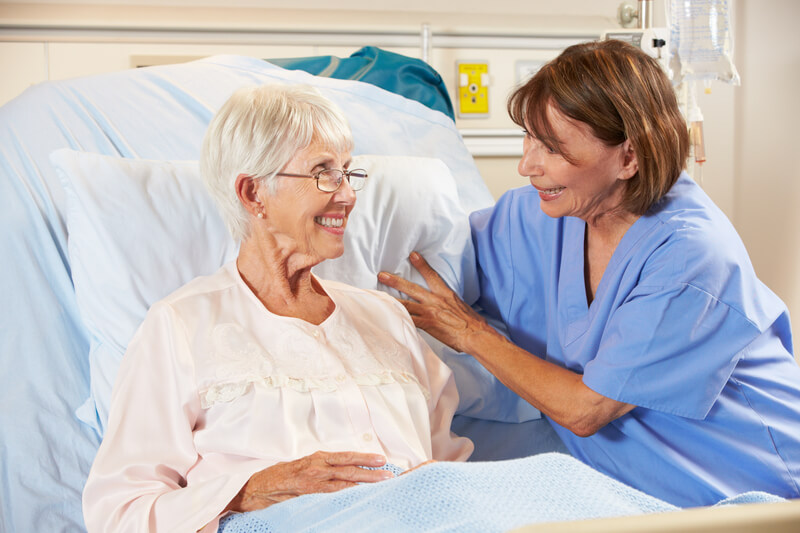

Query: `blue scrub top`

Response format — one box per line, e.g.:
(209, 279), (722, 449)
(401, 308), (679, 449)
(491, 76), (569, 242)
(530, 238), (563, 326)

(471, 173), (800, 506)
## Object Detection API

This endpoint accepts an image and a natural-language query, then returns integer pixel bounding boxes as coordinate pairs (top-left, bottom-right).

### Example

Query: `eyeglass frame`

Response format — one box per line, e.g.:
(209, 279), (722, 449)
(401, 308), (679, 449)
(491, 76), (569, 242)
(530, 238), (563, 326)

(274, 168), (368, 192)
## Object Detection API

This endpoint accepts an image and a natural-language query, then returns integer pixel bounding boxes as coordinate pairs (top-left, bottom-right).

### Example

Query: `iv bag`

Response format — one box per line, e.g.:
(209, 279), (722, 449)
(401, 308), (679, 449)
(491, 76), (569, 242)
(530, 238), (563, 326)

(669, 0), (740, 85)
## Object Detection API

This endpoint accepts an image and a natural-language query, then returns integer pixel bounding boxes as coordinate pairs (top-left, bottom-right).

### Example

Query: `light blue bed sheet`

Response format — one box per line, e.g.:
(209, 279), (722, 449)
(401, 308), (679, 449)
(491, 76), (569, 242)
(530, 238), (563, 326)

(0, 55), (561, 532)
(218, 453), (785, 533)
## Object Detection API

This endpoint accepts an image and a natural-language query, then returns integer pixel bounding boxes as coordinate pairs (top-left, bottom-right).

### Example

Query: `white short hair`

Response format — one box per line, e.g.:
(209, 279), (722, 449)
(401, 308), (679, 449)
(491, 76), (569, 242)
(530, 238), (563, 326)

(200, 83), (354, 242)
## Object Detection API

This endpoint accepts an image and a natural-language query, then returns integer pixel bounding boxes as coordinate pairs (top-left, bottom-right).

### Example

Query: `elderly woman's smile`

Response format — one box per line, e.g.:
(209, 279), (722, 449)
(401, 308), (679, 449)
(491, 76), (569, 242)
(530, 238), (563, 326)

(315, 215), (345, 229)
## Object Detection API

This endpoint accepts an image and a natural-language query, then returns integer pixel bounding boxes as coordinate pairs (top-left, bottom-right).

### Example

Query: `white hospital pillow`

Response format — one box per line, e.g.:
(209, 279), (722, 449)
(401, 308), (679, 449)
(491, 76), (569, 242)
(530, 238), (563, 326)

(52, 150), (239, 433)
(52, 149), (538, 436)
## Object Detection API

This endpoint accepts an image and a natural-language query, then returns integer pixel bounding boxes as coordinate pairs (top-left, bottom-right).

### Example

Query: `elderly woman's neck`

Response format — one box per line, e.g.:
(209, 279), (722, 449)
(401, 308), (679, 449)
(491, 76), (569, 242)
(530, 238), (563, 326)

(236, 238), (334, 325)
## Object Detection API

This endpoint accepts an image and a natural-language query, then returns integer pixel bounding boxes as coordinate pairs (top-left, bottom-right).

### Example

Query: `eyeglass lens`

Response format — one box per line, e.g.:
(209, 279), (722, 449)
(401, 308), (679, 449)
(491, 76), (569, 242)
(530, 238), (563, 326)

(317, 169), (367, 192)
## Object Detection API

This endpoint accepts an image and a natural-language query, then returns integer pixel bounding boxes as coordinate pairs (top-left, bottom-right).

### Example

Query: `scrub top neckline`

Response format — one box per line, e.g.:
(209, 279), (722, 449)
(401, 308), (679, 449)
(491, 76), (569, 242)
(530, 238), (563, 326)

(561, 211), (663, 322)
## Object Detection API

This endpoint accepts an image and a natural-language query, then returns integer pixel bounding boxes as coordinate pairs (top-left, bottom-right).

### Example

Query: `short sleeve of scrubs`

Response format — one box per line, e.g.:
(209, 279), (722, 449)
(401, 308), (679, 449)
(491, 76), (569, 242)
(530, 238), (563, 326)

(583, 241), (763, 420)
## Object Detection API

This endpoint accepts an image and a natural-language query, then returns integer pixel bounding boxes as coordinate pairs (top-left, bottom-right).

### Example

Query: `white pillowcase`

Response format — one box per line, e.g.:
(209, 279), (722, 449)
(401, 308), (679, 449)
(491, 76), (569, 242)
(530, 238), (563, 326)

(53, 151), (239, 432)
(52, 149), (538, 435)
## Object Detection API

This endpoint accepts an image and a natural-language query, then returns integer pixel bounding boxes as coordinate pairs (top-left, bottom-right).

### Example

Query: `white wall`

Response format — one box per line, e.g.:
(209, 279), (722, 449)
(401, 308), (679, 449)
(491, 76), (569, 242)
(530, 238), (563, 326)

(1, 0), (799, 350)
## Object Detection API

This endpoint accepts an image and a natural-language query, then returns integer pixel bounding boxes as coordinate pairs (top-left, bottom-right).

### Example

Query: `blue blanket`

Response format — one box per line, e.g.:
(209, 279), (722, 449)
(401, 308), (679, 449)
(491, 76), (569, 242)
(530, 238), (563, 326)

(217, 453), (785, 532)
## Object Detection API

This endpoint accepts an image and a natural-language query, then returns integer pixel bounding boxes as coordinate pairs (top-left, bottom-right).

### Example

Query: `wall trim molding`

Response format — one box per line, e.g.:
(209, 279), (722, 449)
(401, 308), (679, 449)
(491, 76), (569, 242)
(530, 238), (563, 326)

(0, 24), (597, 50)
(460, 129), (524, 157)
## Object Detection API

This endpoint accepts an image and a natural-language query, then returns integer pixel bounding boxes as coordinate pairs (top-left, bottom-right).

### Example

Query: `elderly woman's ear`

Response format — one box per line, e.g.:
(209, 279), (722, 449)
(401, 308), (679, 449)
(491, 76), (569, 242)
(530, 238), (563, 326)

(235, 173), (265, 219)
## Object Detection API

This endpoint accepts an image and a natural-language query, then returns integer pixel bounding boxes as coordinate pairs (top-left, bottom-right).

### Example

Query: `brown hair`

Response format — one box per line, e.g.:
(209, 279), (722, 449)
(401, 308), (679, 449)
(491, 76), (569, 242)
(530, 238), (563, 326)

(508, 39), (689, 215)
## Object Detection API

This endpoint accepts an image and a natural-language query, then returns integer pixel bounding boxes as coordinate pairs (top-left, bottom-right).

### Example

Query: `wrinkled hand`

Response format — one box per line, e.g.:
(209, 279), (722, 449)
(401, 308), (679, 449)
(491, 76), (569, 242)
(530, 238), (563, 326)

(227, 451), (392, 513)
(378, 252), (493, 354)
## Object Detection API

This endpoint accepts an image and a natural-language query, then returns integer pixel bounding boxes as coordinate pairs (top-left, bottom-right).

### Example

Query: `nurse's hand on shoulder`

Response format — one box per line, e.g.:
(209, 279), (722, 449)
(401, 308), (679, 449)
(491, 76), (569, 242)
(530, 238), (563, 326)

(378, 252), (497, 355)
(225, 451), (392, 513)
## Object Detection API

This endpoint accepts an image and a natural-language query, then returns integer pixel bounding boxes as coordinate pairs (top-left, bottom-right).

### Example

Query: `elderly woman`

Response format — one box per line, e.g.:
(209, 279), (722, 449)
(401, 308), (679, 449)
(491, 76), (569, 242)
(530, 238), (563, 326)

(82, 84), (472, 532)
(380, 39), (800, 507)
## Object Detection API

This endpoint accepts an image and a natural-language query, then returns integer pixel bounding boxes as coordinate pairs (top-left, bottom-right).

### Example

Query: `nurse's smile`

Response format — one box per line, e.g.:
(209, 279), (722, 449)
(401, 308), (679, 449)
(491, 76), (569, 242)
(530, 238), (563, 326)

(533, 184), (565, 201)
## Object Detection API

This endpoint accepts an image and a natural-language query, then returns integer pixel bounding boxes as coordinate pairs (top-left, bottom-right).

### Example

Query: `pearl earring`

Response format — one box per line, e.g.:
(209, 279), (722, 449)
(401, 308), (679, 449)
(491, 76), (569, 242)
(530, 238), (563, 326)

(257, 212), (264, 219)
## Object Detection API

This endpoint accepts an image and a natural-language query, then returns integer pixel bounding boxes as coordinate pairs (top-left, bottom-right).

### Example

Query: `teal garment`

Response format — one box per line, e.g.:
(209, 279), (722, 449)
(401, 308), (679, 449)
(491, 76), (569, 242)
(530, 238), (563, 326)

(268, 46), (455, 121)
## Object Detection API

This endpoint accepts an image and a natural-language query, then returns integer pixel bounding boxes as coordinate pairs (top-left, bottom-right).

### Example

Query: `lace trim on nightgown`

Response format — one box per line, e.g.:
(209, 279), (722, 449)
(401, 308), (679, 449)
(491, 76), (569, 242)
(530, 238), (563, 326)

(199, 371), (425, 409)
(198, 323), (430, 408)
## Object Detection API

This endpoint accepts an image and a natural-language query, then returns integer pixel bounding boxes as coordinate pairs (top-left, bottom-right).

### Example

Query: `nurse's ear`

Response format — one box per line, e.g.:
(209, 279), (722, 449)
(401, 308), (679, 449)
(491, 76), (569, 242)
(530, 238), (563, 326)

(617, 139), (639, 181)
(235, 173), (266, 219)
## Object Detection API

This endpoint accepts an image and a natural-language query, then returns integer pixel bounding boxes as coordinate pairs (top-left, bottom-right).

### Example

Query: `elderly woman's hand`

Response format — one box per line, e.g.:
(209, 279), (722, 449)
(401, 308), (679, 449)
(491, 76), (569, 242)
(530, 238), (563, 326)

(226, 451), (392, 513)
(378, 252), (497, 355)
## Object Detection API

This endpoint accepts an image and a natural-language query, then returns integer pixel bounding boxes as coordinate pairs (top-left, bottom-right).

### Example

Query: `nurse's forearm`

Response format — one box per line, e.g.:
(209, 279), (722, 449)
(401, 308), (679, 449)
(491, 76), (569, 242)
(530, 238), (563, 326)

(374, 255), (634, 434)
(464, 329), (635, 437)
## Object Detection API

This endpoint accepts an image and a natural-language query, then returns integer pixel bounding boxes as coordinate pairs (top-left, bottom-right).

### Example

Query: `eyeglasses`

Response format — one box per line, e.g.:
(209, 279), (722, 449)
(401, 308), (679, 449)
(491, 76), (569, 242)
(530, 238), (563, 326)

(275, 168), (368, 192)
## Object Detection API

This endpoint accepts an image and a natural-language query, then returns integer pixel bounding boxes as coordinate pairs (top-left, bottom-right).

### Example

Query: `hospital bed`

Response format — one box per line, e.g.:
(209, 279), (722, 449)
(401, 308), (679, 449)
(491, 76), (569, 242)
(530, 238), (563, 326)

(0, 48), (797, 532)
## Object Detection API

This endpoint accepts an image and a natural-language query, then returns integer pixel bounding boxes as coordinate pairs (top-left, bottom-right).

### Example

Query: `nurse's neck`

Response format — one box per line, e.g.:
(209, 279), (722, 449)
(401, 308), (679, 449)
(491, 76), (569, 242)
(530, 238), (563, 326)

(583, 211), (639, 305)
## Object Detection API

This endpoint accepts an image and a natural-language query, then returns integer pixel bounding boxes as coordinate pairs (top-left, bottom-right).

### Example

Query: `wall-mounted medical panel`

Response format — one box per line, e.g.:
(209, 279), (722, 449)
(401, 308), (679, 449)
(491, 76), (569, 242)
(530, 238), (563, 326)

(456, 61), (490, 118)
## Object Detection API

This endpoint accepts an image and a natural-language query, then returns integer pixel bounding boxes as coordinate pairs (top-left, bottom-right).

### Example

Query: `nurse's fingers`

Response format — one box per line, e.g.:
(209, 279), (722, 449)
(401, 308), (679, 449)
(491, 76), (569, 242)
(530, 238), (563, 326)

(377, 252), (456, 302)
(401, 298), (472, 353)
(401, 300), (469, 331)
(407, 252), (454, 295)
(377, 271), (434, 303)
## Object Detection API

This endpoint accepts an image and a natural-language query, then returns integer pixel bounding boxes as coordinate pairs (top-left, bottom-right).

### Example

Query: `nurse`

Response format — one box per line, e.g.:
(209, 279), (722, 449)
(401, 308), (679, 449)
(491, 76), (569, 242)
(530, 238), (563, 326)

(379, 39), (800, 507)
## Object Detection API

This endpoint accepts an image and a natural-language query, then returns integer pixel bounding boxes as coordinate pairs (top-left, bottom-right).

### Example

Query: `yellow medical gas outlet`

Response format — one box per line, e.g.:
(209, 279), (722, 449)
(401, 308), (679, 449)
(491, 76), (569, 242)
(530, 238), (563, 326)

(457, 62), (489, 118)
